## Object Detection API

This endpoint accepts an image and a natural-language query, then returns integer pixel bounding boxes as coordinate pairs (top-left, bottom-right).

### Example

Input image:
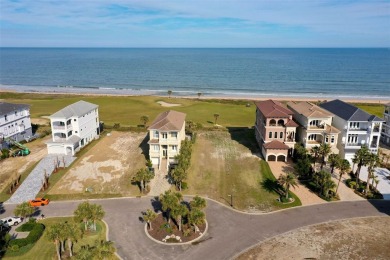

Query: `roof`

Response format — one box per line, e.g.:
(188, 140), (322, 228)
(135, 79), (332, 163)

(285, 120), (299, 127)
(50, 100), (98, 119)
(46, 135), (81, 145)
(263, 140), (289, 150)
(319, 99), (384, 122)
(0, 102), (30, 116)
(254, 100), (293, 118)
(148, 110), (186, 131)
(287, 101), (333, 118)
(325, 124), (340, 134)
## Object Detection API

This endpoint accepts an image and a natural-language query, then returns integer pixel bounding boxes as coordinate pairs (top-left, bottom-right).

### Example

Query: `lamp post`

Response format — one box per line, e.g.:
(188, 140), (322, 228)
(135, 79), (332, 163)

(228, 194), (233, 208)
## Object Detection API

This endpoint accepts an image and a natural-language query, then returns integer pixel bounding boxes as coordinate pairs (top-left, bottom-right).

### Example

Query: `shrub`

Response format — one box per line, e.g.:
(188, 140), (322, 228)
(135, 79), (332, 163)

(348, 181), (356, 189)
(181, 182), (188, 190)
(8, 223), (44, 248)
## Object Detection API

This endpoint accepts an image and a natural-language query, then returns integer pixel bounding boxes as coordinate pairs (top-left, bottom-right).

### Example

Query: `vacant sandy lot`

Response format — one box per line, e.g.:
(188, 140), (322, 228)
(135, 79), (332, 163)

(236, 216), (390, 260)
(49, 131), (147, 195)
(0, 136), (50, 193)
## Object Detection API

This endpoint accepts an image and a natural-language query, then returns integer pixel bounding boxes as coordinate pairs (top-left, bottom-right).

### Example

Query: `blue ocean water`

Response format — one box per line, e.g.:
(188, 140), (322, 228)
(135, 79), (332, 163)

(0, 48), (389, 99)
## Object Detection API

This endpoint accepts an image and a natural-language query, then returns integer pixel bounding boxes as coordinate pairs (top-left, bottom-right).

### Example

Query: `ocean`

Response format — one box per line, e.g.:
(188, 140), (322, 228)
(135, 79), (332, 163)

(0, 48), (389, 99)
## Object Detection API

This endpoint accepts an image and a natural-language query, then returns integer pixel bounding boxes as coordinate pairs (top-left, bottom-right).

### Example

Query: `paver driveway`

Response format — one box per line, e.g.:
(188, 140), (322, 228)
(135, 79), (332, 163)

(1, 197), (389, 260)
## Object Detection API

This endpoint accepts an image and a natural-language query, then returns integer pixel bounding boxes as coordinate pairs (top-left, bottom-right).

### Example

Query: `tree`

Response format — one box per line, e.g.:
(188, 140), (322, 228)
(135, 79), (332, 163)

(74, 201), (92, 231)
(160, 190), (180, 223)
(90, 204), (105, 231)
(213, 113), (220, 125)
(197, 92), (202, 99)
(322, 178), (336, 200)
(310, 146), (320, 169)
(373, 177), (380, 190)
(133, 168), (154, 193)
(93, 240), (116, 260)
(171, 204), (188, 231)
(313, 170), (336, 199)
(190, 195), (206, 210)
(328, 153), (341, 174)
(64, 221), (83, 257)
(75, 245), (94, 260)
(278, 172), (298, 199)
(293, 143), (308, 161)
(335, 159), (351, 194)
(47, 223), (63, 260)
(143, 209), (157, 231)
(365, 153), (380, 195)
(140, 115), (149, 127)
(319, 143), (332, 169)
(14, 202), (34, 221)
(167, 90), (172, 98)
(353, 146), (370, 187)
(294, 157), (312, 180)
(188, 208), (205, 232)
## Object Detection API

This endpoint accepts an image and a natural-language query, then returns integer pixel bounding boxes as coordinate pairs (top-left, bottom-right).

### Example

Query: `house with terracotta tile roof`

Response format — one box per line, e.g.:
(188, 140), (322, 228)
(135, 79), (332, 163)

(148, 110), (186, 169)
(254, 100), (298, 162)
(287, 101), (340, 154)
(320, 99), (384, 164)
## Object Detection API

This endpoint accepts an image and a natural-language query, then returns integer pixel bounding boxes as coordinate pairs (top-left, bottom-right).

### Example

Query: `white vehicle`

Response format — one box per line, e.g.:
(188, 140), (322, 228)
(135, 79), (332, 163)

(1, 216), (22, 226)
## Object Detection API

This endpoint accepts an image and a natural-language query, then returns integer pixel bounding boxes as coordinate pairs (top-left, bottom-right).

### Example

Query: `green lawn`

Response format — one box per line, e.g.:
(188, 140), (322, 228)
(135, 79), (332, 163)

(4, 218), (113, 260)
(354, 103), (385, 118)
(184, 129), (301, 211)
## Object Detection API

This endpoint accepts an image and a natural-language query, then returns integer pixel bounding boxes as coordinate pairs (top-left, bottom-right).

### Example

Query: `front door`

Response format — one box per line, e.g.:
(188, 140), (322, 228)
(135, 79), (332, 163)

(162, 145), (168, 158)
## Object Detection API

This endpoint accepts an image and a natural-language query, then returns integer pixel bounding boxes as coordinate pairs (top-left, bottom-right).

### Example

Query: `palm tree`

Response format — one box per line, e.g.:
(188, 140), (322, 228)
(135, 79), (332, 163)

(143, 209), (157, 231)
(94, 240), (116, 259)
(13, 202), (34, 221)
(322, 178), (336, 199)
(140, 115), (149, 127)
(190, 195), (206, 210)
(133, 168), (154, 193)
(353, 146), (370, 187)
(160, 190), (180, 223)
(74, 201), (92, 231)
(47, 223), (63, 260)
(75, 245), (94, 260)
(170, 165), (187, 191)
(90, 204), (105, 231)
(213, 113), (220, 125)
(374, 177), (380, 190)
(319, 143), (331, 169)
(197, 92), (202, 99)
(278, 172), (298, 199)
(335, 159), (351, 193)
(313, 170), (333, 197)
(310, 146), (320, 169)
(365, 153), (380, 195)
(188, 208), (205, 232)
(167, 90), (172, 98)
(171, 204), (188, 231)
(64, 221), (83, 257)
(328, 153), (341, 174)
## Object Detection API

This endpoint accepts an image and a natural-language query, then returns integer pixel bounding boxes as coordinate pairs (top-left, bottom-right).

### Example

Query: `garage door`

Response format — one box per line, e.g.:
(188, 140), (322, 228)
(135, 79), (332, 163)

(268, 155), (276, 161)
(47, 144), (64, 154)
(151, 157), (160, 165)
(277, 155), (286, 162)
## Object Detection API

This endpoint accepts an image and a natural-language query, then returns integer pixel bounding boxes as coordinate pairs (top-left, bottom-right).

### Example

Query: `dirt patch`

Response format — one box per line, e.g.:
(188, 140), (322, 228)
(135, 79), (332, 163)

(157, 101), (181, 107)
(236, 216), (390, 260)
(31, 118), (49, 125)
(49, 131), (147, 195)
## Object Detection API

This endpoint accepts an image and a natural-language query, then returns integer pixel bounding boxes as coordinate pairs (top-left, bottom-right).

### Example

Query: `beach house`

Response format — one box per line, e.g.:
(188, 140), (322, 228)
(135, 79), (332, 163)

(320, 99), (383, 163)
(0, 102), (33, 146)
(254, 100), (298, 162)
(46, 100), (100, 155)
(381, 102), (390, 146)
(287, 101), (340, 154)
(148, 110), (186, 169)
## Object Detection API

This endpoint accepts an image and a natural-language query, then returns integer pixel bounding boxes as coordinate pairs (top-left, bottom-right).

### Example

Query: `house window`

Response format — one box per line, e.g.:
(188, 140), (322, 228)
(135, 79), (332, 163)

(349, 122), (360, 129)
(274, 132), (277, 138)
(269, 132), (272, 138)
(325, 136), (329, 143)
(172, 145), (178, 151)
(68, 131), (72, 137)
(162, 133), (167, 139)
(309, 120), (320, 127)
(331, 135), (335, 143)
(4, 127), (8, 135)
(171, 132), (178, 139)
(4, 115), (7, 121)
(154, 131), (159, 139)
(153, 145), (160, 151)
(15, 111), (17, 116)
(269, 119), (276, 126)
(277, 119), (284, 126)
(347, 134), (358, 143)
(74, 119), (77, 121)
(280, 132), (283, 138)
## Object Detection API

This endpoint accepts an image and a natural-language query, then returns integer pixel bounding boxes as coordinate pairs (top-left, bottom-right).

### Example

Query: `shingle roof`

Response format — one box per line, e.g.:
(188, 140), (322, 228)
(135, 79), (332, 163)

(287, 101), (333, 118)
(319, 99), (384, 122)
(0, 102), (30, 116)
(148, 110), (186, 131)
(50, 100), (98, 118)
(254, 100), (293, 118)
(263, 140), (289, 150)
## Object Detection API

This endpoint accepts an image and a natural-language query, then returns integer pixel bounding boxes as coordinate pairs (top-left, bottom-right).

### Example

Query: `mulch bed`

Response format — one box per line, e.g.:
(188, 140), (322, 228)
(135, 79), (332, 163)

(147, 213), (206, 243)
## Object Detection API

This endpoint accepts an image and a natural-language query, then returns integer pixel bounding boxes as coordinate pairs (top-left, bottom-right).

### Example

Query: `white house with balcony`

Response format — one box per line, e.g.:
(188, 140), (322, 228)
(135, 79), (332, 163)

(287, 101), (340, 154)
(0, 102), (32, 147)
(320, 99), (384, 164)
(46, 100), (100, 155)
(381, 102), (390, 146)
(148, 110), (186, 169)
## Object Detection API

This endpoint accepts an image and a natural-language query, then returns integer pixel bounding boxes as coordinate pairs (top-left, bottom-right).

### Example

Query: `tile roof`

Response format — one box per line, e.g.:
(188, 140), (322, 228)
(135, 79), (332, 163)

(263, 140), (289, 150)
(148, 110), (186, 131)
(285, 119), (299, 127)
(325, 124), (340, 134)
(0, 102), (30, 116)
(319, 99), (384, 122)
(50, 100), (98, 118)
(254, 100), (293, 118)
(287, 101), (333, 118)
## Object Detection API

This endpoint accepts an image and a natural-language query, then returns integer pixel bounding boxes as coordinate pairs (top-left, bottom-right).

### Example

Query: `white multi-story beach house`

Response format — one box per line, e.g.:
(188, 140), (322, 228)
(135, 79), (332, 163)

(148, 110), (186, 169)
(287, 101), (340, 154)
(46, 100), (100, 155)
(381, 102), (390, 146)
(320, 99), (384, 163)
(0, 102), (33, 145)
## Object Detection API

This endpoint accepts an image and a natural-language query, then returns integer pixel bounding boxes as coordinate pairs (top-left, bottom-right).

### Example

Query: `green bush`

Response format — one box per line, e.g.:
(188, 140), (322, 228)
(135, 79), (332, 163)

(348, 181), (356, 189)
(181, 182), (188, 190)
(8, 223), (44, 248)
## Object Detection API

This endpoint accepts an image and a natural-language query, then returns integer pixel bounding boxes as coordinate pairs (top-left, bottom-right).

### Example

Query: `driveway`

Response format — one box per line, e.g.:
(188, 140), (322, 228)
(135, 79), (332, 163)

(1, 197), (389, 260)
(359, 167), (390, 200)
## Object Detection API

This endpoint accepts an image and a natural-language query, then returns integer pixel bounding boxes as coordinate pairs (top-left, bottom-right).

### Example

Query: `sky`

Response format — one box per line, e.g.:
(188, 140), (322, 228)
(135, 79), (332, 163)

(0, 0), (389, 47)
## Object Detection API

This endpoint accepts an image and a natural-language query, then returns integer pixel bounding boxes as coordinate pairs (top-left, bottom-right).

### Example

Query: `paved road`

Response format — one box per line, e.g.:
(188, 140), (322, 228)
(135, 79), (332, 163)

(1, 198), (389, 260)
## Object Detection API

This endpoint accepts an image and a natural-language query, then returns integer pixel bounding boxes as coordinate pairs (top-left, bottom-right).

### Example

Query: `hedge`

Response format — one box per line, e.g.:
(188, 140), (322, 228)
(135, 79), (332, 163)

(8, 223), (44, 248)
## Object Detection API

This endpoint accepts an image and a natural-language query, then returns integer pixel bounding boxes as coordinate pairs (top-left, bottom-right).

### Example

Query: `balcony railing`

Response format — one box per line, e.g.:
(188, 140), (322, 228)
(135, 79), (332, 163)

(347, 128), (368, 132)
(346, 143), (361, 147)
